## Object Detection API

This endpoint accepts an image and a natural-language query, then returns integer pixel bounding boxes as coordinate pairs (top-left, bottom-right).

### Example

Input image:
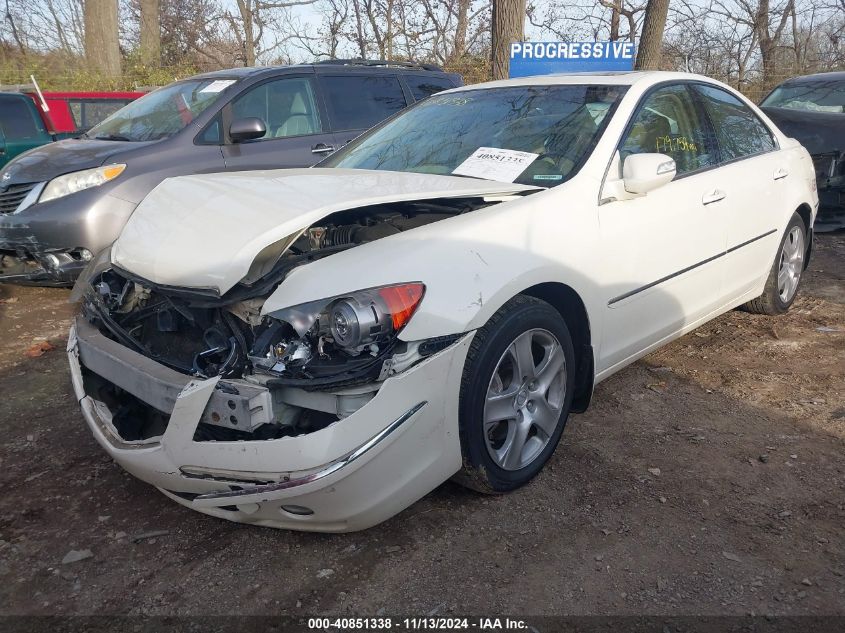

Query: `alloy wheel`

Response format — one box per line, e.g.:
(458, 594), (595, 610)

(483, 328), (567, 471)
(778, 226), (804, 303)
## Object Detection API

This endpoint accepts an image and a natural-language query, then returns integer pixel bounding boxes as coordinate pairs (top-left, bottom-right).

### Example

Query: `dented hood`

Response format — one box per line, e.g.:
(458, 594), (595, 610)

(112, 168), (538, 294)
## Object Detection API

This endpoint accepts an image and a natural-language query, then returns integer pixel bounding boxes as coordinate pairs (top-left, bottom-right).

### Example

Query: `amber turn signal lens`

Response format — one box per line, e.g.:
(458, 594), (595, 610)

(377, 283), (425, 330)
(103, 164), (126, 180)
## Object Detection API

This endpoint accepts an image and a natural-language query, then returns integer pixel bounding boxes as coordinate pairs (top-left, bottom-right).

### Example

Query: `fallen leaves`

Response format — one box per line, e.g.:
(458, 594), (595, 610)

(25, 341), (55, 358)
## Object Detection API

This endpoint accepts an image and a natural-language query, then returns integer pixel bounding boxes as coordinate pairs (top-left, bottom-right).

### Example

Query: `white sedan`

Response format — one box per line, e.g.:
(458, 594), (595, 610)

(68, 71), (817, 531)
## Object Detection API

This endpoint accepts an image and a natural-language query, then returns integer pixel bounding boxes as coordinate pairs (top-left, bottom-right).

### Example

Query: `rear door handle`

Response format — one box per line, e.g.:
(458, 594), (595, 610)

(773, 167), (789, 180)
(702, 189), (727, 205)
(311, 143), (335, 155)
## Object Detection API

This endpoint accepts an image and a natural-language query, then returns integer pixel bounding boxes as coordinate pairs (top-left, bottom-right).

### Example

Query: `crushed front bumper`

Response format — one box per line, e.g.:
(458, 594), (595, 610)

(0, 248), (88, 286)
(68, 317), (470, 532)
(0, 191), (137, 285)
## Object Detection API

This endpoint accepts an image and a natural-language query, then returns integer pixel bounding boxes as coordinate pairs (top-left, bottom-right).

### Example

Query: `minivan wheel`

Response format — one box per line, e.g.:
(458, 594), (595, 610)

(743, 213), (806, 315)
(454, 296), (575, 493)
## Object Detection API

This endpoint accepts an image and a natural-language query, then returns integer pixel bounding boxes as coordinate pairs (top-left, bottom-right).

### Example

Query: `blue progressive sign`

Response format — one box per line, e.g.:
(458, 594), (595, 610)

(509, 41), (635, 77)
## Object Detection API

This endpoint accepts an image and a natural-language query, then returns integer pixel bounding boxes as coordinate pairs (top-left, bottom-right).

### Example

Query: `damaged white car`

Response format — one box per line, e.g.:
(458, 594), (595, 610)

(68, 72), (817, 531)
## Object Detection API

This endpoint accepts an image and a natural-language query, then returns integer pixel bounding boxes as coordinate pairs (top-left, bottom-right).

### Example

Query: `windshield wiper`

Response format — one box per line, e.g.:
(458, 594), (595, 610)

(94, 134), (134, 142)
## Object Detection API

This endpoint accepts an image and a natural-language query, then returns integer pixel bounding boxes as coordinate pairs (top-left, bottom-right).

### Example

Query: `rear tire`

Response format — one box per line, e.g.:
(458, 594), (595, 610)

(453, 296), (575, 493)
(743, 213), (806, 315)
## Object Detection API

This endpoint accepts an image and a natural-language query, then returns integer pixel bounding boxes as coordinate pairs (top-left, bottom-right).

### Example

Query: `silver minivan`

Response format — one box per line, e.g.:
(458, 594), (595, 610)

(0, 61), (461, 285)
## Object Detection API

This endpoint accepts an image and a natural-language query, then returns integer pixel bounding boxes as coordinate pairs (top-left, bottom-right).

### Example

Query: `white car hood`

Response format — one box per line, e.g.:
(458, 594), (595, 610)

(112, 168), (538, 294)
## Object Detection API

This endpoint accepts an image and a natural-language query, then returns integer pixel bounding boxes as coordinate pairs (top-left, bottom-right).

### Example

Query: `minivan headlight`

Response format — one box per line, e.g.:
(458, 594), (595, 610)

(40, 164), (126, 203)
(69, 246), (113, 303)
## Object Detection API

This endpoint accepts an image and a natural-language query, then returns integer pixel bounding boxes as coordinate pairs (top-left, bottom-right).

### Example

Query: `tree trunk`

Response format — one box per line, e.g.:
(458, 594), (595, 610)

(610, 3), (620, 41)
(236, 0), (256, 66)
(635, 0), (669, 70)
(451, 0), (471, 61)
(491, 0), (525, 80)
(351, 0), (367, 58)
(84, 0), (121, 76)
(139, 0), (160, 66)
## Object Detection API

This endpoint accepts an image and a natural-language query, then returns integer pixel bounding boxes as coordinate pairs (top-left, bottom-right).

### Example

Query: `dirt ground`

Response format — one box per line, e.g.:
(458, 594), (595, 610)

(0, 234), (843, 617)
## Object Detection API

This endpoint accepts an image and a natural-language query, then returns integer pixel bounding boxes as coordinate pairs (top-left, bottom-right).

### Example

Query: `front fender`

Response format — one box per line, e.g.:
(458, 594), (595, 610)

(261, 196), (602, 342)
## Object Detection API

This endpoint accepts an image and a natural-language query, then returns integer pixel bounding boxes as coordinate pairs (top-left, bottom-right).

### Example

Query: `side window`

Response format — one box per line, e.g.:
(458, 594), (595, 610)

(230, 77), (322, 141)
(0, 96), (45, 141)
(322, 75), (407, 131)
(69, 101), (83, 128)
(620, 84), (718, 176)
(693, 84), (776, 163)
(197, 114), (222, 144)
(405, 75), (455, 101)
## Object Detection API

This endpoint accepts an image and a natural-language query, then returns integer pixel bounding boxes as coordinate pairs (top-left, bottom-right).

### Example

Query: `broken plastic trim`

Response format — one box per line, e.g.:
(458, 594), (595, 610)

(191, 400), (427, 506)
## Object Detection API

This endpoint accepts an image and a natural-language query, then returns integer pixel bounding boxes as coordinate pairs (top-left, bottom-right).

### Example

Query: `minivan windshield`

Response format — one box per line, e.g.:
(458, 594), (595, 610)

(323, 84), (627, 186)
(762, 79), (845, 114)
(86, 78), (238, 142)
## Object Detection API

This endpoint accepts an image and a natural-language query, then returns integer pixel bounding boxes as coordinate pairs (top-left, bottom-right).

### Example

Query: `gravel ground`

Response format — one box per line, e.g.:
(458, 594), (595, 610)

(0, 233), (843, 617)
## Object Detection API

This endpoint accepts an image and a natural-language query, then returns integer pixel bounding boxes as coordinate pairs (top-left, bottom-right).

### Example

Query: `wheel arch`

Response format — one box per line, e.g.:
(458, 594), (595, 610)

(795, 202), (813, 270)
(519, 282), (594, 414)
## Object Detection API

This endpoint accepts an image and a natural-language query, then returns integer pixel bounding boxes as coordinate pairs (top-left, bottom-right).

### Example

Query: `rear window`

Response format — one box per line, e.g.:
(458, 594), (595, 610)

(405, 75), (456, 101)
(322, 75), (407, 131)
(0, 96), (46, 141)
(69, 99), (134, 130)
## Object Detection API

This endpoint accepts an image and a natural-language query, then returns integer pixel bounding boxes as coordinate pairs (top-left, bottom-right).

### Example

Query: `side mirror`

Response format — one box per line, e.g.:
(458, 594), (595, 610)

(229, 117), (266, 143)
(623, 153), (676, 194)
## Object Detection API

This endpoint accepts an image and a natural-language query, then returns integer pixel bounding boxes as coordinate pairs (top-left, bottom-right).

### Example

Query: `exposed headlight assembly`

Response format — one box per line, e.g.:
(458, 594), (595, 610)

(254, 283), (425, 376)
(40, 164), (126, 203)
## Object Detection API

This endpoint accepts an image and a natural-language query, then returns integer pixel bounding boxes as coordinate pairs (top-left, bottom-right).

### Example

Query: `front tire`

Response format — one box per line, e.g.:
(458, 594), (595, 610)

(454, 296), (575, 493)
(743, 213), (806, 315)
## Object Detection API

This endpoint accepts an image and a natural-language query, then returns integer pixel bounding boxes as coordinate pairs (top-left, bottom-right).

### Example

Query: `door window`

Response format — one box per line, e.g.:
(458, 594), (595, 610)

(0, 97), (46, 141)
(693, 84), (776, 163)
(620, 84), (718, 175)
(405, 75), (455, 101)
(230, 77), (322, 140)
(322, 75), (407, 131)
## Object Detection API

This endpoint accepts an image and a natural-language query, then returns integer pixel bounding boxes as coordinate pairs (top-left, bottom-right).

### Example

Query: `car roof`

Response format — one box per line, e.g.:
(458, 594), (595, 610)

(187, 62), (451, 82)
(774, 71), (845, 85)
(447, 71), (713, 92)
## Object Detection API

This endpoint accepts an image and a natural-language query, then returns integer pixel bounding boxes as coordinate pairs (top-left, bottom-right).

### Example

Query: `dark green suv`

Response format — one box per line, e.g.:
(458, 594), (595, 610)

(0, 92), (58, 168)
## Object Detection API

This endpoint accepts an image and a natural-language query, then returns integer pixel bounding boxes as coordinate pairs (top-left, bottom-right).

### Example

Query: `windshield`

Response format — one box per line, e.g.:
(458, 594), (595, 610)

(323, 84), (627, 186)
(762, 79), (845, 114)
(86, 78), (239, 141)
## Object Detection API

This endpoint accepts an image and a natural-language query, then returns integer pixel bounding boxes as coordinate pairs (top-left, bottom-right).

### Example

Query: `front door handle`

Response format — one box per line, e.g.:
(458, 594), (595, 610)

(702, 189), (727, 205)
(773, 167), (789, 180)
(311, 143), (335, 155)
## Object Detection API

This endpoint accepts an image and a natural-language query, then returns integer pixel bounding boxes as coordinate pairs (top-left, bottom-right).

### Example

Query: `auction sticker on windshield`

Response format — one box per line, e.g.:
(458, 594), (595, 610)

(453, 147), (538, 183)
(200, 79), (236, 93)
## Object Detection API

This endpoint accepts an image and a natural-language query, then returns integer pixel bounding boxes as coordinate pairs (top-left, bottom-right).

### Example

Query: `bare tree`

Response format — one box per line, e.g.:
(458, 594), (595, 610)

(755, 0), (796, 86)
(4, 0), (26, 55)
(491, 0), (524, 79)
(222, 0), (315, 66)
(85, 0), (121, 75)
(528, 1), (644, 41)
(636, 0), (670, 69)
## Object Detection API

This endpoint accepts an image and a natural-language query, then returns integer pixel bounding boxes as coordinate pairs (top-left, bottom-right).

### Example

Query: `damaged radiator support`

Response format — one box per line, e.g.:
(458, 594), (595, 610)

(76, 316), (381, 440)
